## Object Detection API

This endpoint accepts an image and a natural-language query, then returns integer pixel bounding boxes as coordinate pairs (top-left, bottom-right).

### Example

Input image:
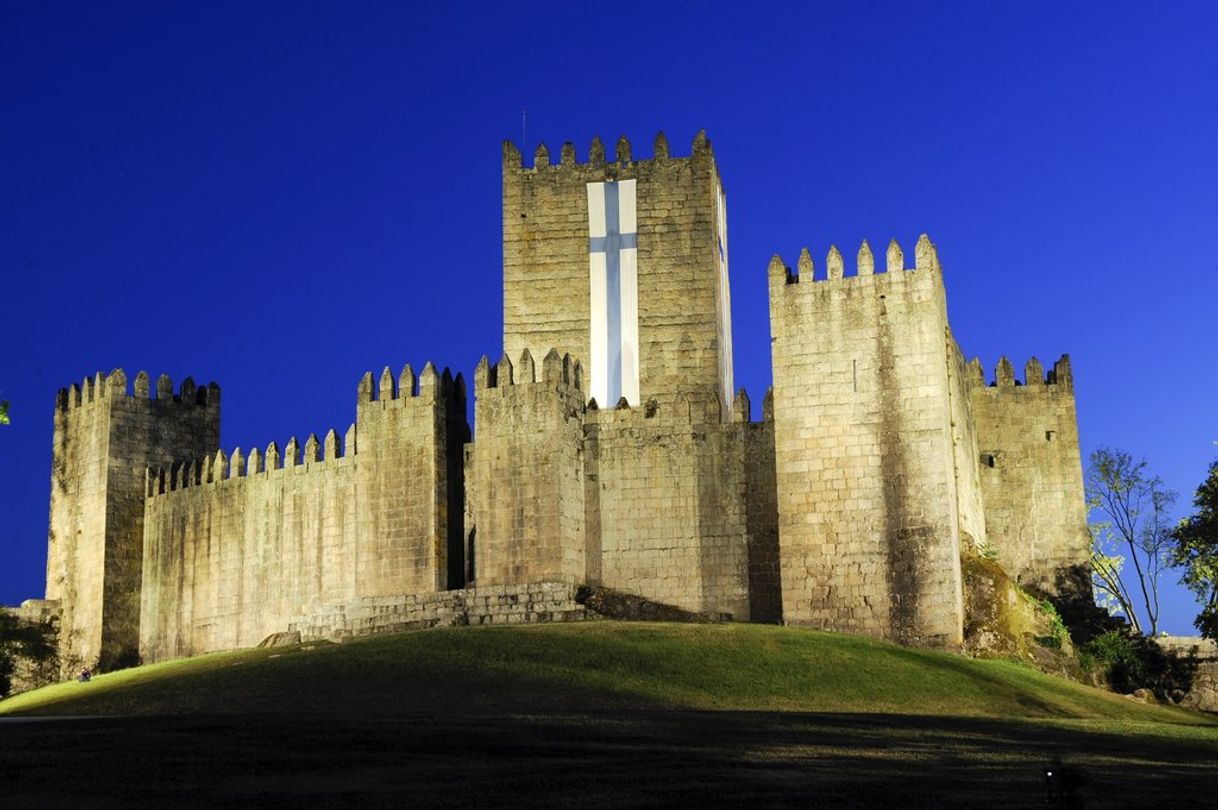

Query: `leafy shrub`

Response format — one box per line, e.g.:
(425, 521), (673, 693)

(1080, 629), (1196, 697)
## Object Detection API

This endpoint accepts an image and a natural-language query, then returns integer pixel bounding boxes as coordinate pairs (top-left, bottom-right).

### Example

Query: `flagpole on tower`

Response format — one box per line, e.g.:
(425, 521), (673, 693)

(521, 107), (527, 151)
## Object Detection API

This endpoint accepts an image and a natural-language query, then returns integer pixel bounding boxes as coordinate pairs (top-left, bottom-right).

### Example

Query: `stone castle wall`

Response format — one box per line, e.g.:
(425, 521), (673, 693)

(502, 132), (730, 410)
(141, 434), (358, 661)
(585, 394), (753, 619)
(139, 363), (465, 663)
(969, 355), (1089, 595)
(768, 238), (966, 647)
(48, 371), (219, 673)
(947, 339), (988, 551)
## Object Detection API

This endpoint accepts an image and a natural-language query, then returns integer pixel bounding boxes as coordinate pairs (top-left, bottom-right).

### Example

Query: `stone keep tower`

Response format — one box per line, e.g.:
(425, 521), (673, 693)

(467, 131), (770, 620)
(502, 131), (733, 413)
(47, 371), (220, 672)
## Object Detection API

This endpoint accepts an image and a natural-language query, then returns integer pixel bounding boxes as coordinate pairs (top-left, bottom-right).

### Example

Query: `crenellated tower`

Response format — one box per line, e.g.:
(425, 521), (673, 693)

(354, 362), (469, 595)
(467, 349), (587, 586)
(768, 236), (966, 647)
(48, 370), (220, 672)
(967, 355), (1089, 596)
(502, 131), (733, 414)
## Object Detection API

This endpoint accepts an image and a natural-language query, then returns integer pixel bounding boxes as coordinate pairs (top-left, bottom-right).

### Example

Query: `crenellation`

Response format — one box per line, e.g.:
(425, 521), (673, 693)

(857, 240), (875, 276)
(324, 429), (339, 460)
(653, 130), (669, 160)
(1049, 354), (1073, 389)
(497, 352), (514, 387)
(211, 449), (226, 483)
(517, 348), (535, 384)
(474, 355), (491, 391)
(533, 142), (550, 169)
(502, 139), (522, 169)
(798, 248), (814, 281)
(542, 348), (563, 385)
(886, 239), (904, 273)
(134, 371), (150, 398)
(733, 388), (750, 423)
(827, 245), (844, 280)
(1025, 357), (1044, 386)
(107, 368), (127, 395)
(378, 366), (395, 401)
(560, 141), (576, 166)
(180, 376), (197, 403)
(156, 373), (173, 400)
(967, 357), (985, 386)
(304, 433), (320, 463)
(419, 361), (440, 398)
(914, 233), (939, 272)
(399, 364), (416, 397)
(995, 356), (1016, 387)
(615, 134), (631, 164)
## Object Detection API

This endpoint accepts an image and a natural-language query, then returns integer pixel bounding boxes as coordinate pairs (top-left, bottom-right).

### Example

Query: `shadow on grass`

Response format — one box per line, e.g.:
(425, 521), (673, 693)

(2, 710), (1215, 809)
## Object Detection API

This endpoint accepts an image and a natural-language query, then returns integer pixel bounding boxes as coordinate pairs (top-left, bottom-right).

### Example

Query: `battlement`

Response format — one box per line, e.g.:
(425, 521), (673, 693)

(56, 369), (219, 411)
(769, 235), (940, 287)
(503, 129), (713, 173)
(473, 348), (583, 393)
(583, 384), (771, 428)
(356, 362), (463, 406)
(968, 355), (1073, 390)
(146, 422), (357, 499)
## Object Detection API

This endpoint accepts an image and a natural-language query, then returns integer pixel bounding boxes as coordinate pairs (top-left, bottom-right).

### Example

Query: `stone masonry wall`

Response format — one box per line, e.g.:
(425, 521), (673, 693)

(470, 350), (587, 586)
(5, 599), (60, 695)
(768, 237), (964, 647)
(743, 392), (782, 623)
(288, 582), (592, 643)
(969, 355), (1089, 595)
(947, 339), (988, 551)
(140, 363), (466, 664)
(502, 132), (729, 410)
(584, 392), (754, 620)
(141, 433), (358, 662)
(48, 370), (219, 673)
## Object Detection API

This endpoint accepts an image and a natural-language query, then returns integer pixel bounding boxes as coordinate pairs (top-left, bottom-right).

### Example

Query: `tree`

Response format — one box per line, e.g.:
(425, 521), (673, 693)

(0, 400), (9, 425)
(1086, 448), (1176, 636)
(1172, 457), (1218, 640)
(0, 609), (58, 698)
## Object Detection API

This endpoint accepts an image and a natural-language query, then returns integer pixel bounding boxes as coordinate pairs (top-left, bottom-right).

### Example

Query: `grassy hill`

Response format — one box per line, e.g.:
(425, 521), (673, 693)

(2, 621), (1210, 723)
(2, 623), (1216, 809)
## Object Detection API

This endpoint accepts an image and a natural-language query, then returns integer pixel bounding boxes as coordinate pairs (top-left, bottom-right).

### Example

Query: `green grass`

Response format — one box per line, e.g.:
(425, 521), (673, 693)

(4, 623), (1216, 807)
(2, 621), (1212, 727)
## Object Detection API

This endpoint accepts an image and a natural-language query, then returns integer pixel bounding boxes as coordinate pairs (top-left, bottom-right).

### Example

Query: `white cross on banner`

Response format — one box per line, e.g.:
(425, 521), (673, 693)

(587, 180), (639, 407)
(715, 181), (734, 414)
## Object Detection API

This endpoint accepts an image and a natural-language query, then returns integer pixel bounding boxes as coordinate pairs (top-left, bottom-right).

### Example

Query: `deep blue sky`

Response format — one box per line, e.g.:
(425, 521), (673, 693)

(2, 2), (1216, 633)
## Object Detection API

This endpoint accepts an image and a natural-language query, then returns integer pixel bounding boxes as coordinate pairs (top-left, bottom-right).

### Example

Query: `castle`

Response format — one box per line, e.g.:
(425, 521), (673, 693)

(29, 131), (1090, 674)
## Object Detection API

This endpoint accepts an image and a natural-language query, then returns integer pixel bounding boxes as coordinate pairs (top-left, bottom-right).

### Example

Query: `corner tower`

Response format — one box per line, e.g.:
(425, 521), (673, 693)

(502, 131), (733, 413)
(47, 370), (220, 672)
